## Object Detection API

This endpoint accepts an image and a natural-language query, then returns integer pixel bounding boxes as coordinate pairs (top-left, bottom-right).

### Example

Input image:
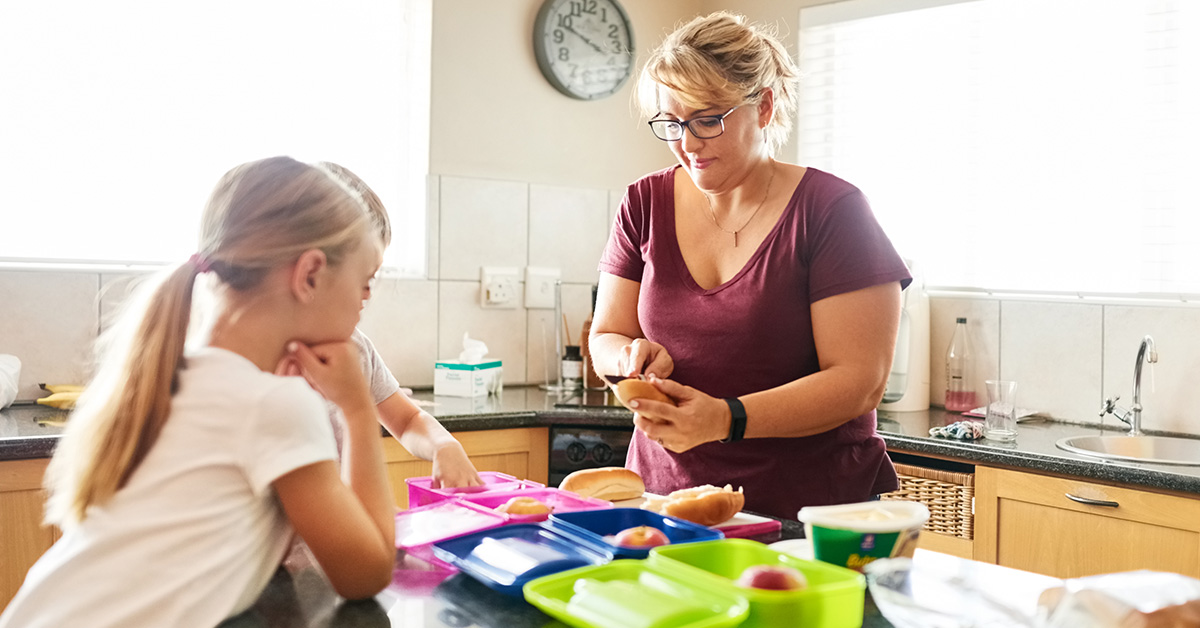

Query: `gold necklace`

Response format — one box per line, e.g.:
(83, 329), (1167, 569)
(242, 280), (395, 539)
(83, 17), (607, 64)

(702, 161), (776, 247)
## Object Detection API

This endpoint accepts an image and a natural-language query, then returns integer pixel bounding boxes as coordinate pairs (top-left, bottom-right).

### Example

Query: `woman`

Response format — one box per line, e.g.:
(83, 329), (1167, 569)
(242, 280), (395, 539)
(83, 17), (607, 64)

(1, 157), (397, 627)
(589, 12), (912, 520)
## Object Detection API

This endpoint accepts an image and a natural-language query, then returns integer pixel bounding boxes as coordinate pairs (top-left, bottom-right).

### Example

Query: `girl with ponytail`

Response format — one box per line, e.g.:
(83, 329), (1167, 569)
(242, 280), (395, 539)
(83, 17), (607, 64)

(1, 157), (397, 627)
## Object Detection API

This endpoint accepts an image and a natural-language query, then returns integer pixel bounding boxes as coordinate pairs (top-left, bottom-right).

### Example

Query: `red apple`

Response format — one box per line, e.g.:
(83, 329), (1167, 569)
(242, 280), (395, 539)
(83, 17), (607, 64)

(612, 525), (670, 548)
(734, 565), (808, 591)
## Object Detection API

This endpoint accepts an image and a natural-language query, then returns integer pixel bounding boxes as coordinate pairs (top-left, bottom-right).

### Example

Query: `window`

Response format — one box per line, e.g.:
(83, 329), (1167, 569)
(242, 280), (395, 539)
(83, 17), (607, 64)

(0, 0), (431, 277)
(798, 0), (1200, 297)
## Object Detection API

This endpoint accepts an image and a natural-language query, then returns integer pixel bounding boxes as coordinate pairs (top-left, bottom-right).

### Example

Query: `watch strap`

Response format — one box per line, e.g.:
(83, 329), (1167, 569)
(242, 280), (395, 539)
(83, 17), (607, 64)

(721, 397), (747, 443)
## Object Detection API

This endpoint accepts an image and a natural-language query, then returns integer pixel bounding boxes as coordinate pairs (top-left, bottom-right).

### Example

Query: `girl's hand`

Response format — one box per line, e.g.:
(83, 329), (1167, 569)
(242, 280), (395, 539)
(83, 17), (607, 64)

(617, 339), (674, 380)
(628, 377), (731, 453)
(284, 341), (373, 417)
(429, 442), (483, 489)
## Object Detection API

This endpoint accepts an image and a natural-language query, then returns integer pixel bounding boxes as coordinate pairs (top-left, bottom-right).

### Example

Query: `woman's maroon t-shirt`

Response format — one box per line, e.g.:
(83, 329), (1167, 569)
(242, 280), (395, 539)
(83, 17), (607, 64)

(598, 166), (912, 520)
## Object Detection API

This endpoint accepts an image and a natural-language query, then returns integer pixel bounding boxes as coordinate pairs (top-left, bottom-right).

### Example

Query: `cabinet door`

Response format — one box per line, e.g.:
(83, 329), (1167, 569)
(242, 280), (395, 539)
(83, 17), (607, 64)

(975, 466), (1200, 578)
(1, 459), (60, 611)
(382, 427), (549, 509)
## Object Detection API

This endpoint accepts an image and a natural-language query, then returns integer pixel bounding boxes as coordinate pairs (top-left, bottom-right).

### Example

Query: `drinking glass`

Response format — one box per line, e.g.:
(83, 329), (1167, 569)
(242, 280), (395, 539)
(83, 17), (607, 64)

(985, 380), (1018, 442)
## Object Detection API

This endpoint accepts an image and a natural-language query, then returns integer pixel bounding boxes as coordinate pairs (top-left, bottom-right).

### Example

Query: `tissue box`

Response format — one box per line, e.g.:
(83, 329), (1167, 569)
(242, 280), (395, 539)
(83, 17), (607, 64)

(434, 360), (502, 397)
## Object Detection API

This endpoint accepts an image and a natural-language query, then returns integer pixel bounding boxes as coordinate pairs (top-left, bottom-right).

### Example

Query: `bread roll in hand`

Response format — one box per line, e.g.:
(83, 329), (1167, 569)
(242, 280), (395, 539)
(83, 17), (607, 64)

(613, 378), (675, 411)
(559, 467), (645, 501)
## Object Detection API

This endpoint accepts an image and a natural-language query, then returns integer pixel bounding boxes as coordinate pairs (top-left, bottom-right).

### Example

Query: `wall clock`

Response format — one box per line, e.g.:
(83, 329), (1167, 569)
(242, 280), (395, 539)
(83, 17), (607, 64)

(533, 0), (635, 100)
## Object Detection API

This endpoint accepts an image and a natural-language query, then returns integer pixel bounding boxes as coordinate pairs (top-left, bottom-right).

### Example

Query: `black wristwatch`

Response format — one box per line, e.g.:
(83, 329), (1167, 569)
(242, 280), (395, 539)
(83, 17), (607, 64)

(721, 397), (747, 443)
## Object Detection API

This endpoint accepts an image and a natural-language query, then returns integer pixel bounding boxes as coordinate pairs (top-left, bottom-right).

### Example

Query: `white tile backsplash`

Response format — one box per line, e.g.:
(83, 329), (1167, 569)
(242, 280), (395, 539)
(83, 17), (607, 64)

(1000, 301), (1102, 422)
(358, 278), (439, 388)
(0, 271), (98, 400)
(529, 184), (609, 284)
(1102, 305), (1200, 434)
(437, 280), (527, 385)
(929, 297), (1000, 409)
(438, 176), (528, 281)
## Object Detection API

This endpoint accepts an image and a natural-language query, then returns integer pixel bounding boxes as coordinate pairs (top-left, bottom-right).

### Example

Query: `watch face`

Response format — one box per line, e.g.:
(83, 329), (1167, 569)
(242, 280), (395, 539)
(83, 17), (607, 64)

(534, 0), (635, 100)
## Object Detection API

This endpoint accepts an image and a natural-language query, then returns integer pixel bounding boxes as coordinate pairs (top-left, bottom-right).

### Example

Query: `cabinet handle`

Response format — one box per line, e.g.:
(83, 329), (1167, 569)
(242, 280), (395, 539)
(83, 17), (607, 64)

(1065, 492), (1119, 508)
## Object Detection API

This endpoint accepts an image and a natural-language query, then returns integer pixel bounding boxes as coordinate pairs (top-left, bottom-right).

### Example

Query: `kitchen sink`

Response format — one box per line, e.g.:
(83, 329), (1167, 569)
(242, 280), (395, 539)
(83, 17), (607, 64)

(1056, 435), (1200, 466)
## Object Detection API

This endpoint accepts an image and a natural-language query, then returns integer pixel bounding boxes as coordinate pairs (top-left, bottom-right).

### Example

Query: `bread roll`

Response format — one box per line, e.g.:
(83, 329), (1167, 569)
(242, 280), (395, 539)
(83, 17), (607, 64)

(643, 485), (744, 527)
(558, 467), (645, 501)
(495, 496), (552, 515)
(613, 379), (674, 411)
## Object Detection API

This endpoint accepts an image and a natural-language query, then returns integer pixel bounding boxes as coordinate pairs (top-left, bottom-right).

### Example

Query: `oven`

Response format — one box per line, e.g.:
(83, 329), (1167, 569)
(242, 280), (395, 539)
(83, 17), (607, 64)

(547, 425), (635, 487)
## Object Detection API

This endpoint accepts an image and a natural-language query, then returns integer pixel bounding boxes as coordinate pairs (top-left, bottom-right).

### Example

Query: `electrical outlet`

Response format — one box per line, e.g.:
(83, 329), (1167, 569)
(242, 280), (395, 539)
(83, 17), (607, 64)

(480, 266), (519, 308)
(524, 267), (560, 309)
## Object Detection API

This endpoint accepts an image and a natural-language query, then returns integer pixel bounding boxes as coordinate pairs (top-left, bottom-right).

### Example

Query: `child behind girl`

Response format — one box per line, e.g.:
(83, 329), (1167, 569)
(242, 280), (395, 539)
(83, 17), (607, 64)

(0, 157), (397, 627)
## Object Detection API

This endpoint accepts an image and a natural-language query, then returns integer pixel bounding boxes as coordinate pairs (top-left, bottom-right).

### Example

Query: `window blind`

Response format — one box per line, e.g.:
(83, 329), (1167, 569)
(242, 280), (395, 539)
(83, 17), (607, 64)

(798, 0), (1200, 297)
(0, 0), (431, 276)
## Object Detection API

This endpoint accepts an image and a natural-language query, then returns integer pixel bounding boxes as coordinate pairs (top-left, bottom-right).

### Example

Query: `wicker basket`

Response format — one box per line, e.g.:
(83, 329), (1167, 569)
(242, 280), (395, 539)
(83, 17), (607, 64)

(880, 463), (974, 540)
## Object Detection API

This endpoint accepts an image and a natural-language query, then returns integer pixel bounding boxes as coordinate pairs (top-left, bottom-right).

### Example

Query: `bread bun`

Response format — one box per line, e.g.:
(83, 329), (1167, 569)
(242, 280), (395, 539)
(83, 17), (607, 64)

(613, 379), (674, 410)
(559, 467), (645, 502)
(642, 485), (744, 527)
(494, 496), (552, 515)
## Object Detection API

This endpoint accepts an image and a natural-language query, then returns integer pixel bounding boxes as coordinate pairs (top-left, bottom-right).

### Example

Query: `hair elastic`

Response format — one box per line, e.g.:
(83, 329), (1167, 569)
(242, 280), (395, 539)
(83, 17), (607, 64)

(188, 253), (212, 274)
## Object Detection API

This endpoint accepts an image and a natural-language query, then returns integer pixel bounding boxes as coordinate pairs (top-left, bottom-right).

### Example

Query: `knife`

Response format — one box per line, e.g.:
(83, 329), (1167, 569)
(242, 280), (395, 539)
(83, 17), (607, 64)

(603, 374), (646, 386)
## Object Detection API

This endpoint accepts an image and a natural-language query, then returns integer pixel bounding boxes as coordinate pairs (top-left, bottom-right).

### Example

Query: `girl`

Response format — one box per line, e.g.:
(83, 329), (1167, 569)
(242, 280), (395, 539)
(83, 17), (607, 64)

(0, 157), (397, 627)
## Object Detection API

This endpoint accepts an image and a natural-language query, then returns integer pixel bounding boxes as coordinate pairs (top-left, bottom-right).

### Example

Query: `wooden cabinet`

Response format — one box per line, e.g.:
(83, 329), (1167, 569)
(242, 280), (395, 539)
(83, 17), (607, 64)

(1, 458), (60, 611)
(382, 427), (549, 509)
(975, 466), (1200, 579)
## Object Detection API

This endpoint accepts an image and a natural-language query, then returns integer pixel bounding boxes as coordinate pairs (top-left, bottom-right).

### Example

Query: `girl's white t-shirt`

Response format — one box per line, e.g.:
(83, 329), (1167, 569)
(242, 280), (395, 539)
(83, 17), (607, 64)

(0, 347), (337, 628)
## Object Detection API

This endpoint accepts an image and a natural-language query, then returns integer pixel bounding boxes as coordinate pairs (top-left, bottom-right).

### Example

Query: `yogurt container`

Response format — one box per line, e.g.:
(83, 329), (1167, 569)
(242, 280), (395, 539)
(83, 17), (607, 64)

(798, 500), (929, 572)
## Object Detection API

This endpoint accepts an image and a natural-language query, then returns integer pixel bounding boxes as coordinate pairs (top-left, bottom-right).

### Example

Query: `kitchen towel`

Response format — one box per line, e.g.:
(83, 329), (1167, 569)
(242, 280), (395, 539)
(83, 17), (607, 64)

(0, 355), (20, 409)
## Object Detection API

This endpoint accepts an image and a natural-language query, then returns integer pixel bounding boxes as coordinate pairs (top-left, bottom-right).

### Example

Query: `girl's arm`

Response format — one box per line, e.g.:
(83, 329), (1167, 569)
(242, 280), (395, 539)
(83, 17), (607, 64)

(273, 342), (395, 599)
(376, 392), (482, 489)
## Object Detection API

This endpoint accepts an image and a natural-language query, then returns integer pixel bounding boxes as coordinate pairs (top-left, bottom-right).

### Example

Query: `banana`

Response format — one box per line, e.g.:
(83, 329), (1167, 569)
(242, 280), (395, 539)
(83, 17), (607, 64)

(37, 384), (84, 410)
(41, 384), (84, 394)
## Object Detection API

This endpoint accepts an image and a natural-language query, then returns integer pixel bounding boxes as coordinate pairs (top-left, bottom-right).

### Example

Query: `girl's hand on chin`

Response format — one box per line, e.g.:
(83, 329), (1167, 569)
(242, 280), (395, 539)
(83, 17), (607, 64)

(284, 341), (372, 414)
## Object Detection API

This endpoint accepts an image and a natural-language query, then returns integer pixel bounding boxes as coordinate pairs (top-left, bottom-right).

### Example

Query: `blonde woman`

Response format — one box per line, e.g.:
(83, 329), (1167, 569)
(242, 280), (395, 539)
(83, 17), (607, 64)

(590, 12), (911, 520)
(1, 157), (397, 627)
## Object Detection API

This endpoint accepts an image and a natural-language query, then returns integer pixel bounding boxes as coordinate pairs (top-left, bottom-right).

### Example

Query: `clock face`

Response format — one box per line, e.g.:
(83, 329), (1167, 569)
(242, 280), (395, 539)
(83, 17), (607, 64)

(534, 0), (635, 100)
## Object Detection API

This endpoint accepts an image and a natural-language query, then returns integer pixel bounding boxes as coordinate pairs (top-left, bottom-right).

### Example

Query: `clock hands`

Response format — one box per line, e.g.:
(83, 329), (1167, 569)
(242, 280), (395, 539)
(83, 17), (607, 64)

(562, 24), (609, 55)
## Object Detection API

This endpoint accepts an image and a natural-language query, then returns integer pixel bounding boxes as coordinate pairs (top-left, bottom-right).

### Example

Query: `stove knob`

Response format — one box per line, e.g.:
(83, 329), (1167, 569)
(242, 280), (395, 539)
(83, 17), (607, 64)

(592, 442), (614, 464)
(566, 441), (587, 463)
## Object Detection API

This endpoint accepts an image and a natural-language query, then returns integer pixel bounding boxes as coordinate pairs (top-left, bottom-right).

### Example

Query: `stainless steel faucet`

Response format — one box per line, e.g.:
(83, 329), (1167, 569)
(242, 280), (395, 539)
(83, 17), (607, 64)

(1099, 335), (1158, 436)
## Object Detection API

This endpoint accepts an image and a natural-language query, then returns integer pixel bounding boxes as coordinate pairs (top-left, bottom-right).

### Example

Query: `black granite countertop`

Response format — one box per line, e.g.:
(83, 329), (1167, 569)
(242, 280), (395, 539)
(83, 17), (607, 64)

(5, 386), (1200, 496)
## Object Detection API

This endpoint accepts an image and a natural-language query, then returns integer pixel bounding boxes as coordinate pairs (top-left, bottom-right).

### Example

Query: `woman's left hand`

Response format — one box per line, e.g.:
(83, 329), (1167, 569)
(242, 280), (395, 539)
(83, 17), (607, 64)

(429, 442), (483, 489)
(627, 376), (731, 453)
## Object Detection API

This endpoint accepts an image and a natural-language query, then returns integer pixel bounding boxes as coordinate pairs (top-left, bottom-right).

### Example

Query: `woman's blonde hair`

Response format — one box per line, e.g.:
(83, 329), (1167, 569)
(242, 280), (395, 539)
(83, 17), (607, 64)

(45, 156), (376, 527)
(636, 11), (800, 156)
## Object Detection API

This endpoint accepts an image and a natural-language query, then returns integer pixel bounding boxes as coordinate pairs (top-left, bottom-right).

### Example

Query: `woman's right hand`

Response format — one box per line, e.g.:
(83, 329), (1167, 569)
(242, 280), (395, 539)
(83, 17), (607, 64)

(618, 338), (674, 380)
(282, 341), (373, 418)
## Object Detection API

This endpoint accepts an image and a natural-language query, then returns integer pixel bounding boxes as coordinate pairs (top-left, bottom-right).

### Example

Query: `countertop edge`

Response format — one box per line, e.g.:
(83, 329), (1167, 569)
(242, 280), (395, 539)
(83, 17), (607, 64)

(5, 403), (1199, 497)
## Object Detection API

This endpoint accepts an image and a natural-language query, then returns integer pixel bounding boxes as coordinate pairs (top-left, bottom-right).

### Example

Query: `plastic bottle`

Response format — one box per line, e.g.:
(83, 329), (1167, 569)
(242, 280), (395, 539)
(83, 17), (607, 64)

(579, 284), (605, 390)
(944, 317), (977, 412)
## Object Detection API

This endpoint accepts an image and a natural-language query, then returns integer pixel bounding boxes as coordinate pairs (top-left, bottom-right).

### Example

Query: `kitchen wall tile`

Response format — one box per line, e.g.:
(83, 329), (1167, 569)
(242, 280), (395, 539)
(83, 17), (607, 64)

(529, 184), (610, 284)
(929, 296), (1000, 409)
(359, 278), (439, 388)
(437, 280), (527, 385)
(1000, 301), (1102, 422)
(438, 176), (528, 281)
(525, 282), (595, 384)
(0, 271), (99, 400)
(1103, 305), (1200, 435)
(425, 174), (441, 280)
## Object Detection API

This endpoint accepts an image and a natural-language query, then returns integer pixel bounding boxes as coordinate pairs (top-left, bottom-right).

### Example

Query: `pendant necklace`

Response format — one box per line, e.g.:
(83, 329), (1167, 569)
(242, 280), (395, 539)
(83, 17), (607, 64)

(702, 160), (775, 247)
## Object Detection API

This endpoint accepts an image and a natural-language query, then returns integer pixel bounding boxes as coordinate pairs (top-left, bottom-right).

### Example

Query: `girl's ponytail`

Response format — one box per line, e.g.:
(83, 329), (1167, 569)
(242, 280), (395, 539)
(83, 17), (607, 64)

(45, 259), (205, 526)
